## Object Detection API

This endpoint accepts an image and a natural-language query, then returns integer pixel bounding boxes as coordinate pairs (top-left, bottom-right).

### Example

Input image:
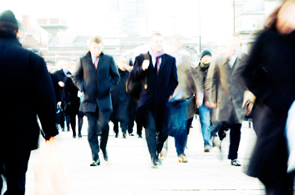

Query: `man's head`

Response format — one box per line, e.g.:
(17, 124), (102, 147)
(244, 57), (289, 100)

(56, 60), (69, 71)
(150, 33), (164, 52)
(0, 10), (18, 33)
(226, 35), (241, 57)
(200, 50), (212, 64)
(88, 36), (104, 57)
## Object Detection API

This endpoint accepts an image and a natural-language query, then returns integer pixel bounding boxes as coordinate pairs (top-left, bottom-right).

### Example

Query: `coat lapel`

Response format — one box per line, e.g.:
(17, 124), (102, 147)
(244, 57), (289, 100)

(158, 54), (168, 73)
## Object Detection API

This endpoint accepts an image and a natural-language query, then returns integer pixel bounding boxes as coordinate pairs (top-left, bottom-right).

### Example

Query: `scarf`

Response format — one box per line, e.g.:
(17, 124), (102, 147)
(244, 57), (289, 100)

(200, 62), (210, 71)
(149, 48), (165, 58)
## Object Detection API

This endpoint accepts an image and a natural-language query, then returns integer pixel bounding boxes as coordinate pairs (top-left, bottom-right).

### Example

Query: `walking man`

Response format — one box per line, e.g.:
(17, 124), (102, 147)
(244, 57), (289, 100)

(195, 50), (213, 152)
(73, 36), (120, 166)
(129, 33), (178, 167)
(205, 35), (248, 166)
(0, 10), (58, 195)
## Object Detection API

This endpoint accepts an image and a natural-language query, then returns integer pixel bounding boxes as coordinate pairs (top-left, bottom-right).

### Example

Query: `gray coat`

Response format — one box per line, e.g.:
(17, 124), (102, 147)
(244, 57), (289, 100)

(72, 52), (120, 113)
(205, 52), (248, 124)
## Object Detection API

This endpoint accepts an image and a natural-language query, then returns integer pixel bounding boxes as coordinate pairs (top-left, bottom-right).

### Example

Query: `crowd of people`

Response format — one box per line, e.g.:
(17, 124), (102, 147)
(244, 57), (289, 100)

(1, 0), (295, 193)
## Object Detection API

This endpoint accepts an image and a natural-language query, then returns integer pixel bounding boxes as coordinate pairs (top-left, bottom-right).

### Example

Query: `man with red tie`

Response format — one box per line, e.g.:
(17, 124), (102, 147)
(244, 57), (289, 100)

(73, 37), (120, 166)
(130, 33), (178, 167)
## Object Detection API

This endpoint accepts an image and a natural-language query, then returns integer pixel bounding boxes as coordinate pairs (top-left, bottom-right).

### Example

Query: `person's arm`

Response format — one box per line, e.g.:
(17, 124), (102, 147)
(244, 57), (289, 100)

(72, 58), (85, 92)
(32, 55), (58, 139)
(168, 57), (178, 96)
(242, 31), (271, 101)
(109, 57), (120, 92)
(130, 55), (147, 82)
(204, 56), (219, 108)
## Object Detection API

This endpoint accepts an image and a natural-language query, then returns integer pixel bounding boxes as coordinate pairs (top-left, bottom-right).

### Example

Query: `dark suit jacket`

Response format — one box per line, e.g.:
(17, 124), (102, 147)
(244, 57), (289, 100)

(130, 52), (178, 128)
(0, 30), (58, 150)
(72, 52), (120, 113)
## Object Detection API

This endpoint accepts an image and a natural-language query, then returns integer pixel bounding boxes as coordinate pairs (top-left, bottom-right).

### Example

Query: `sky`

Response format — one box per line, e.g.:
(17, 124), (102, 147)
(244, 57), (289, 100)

(2, 0), (235, 44)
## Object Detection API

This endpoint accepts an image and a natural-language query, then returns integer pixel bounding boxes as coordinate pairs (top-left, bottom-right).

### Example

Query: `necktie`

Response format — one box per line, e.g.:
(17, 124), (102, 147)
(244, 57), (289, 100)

(94, 57), (98, 69)
(155, 57), (160, 72)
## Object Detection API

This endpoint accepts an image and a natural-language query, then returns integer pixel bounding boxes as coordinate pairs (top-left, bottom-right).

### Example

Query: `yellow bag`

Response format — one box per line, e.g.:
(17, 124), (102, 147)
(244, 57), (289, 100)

(34, 137), (69, 195)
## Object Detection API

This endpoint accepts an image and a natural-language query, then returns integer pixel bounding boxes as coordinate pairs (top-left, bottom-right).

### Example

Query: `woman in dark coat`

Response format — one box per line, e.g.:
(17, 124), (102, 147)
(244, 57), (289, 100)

(63, 63), (83, 138)
(110, 57), (132, 138)
(242, 1), (295, 194)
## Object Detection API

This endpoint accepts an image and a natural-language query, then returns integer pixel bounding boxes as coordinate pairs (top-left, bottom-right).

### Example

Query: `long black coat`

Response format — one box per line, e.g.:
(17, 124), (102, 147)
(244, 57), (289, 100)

(110, 69), (130, 122)
(52, 69), (66, 102)
(0, 30), (58, 150)
(242, 28), (295, 185)
(130, 53), (178, 129)
(63, 74), (80, 116)
(72, 52), (120, 113)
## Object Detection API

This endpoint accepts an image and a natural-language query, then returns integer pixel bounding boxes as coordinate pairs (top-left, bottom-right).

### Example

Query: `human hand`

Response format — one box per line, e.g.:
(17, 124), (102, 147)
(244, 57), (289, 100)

(142, 60), (149, 71)
(245, 101), (253, 116)
(196, 93), (204, 108)
(58, 81), (65, 87)
(205, 101), (217, 108)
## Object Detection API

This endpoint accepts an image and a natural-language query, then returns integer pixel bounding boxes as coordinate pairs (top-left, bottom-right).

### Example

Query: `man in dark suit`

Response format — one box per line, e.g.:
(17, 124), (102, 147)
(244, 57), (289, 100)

(0, 10), (58, 195)
(73, 36), (120, 166)
(130, 33), (178, 167)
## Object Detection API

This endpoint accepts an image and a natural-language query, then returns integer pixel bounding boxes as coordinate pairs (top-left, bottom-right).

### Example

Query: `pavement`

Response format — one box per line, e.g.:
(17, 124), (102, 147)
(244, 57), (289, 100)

(2, 116), (266, 195)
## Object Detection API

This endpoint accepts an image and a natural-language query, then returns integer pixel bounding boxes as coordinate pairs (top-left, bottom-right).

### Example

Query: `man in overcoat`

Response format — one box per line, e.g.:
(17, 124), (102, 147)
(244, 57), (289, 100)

(73, 36), (120, 166)
(0, 10), (58, 194)
(205, 35), (248, 166)
(130, 33), (178, 167)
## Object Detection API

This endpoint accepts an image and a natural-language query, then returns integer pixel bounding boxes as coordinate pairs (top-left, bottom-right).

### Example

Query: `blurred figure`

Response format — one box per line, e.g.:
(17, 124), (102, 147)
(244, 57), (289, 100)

(242, 1), (295, 194)
(205, 35), (248, 166)
(0, 10), (58, 195)
(73, 36), (120, 166)
(166, 37), (201, 163)
(129, 33), (178, 167)
(110, 57), (132, 138)
(52, 60), (70, 131)
(127, 58), (143, 138)
(63, 61), (82, 138)
(195, 50), (213, 152)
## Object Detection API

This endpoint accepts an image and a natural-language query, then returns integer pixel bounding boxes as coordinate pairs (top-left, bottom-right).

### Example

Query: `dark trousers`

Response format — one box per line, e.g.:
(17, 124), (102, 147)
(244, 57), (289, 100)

(86, 111), (110, 161)
(128, 104), (143, 135)
(212, 121), (241, 160)
(142, 109), (169, 160)
(112, 120), (127, 134)
(0, 150), (31, 195)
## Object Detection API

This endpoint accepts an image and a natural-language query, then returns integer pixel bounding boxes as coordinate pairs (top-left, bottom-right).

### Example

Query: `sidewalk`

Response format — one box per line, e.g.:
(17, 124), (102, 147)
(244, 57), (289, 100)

(5, 117), (265, 195)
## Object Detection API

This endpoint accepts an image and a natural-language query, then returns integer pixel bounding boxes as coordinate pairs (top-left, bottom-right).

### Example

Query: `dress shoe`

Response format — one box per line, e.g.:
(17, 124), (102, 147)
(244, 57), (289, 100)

(178, 154), (188, 163)
(138, 134), (143, 138)
(231, 159), (241, 166)
(115, 133), (118, 138)
(123, 132), (126, 138)
(78, 134), (82, 138)
(90, 159), (100, 166)
(73, 135), (76, 138)
(151, 158), (158, 168)
(102, 150), (108, 161)
(129, 133), (134, 136)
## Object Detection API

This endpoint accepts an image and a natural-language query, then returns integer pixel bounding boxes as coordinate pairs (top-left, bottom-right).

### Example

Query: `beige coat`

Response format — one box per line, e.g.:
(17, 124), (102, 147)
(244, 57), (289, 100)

(171, 55), (202, 119)
(205, 52), (248, 124)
